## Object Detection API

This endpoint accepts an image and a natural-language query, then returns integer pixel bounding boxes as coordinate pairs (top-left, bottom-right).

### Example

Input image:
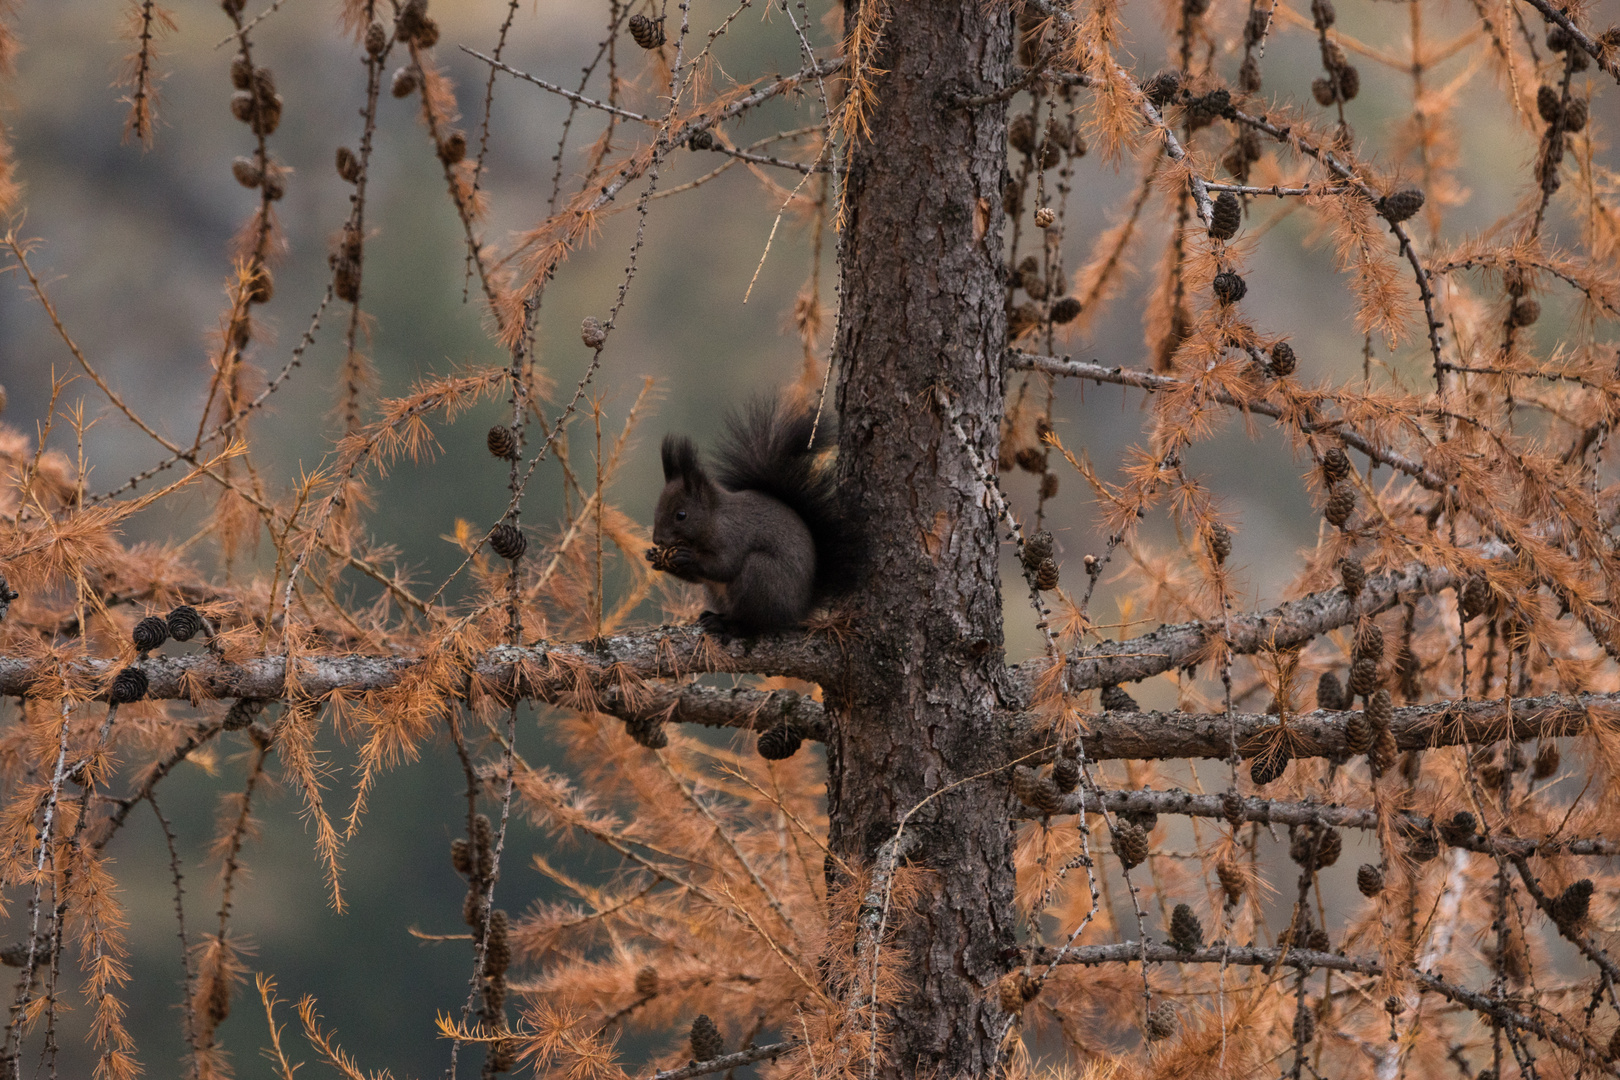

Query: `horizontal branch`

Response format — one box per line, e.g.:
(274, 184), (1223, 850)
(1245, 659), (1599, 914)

(1012, 766), (1620, 856)
(1041, 559), (1458, 691)
(0, 627), (835, 702)
(1029, 690), (1610, 763)
(595, 682), (827, 740)
(1027, 941), (1611, 1067)
(651, 1040), (802, 1080)
(1008, 351), (1447, 490)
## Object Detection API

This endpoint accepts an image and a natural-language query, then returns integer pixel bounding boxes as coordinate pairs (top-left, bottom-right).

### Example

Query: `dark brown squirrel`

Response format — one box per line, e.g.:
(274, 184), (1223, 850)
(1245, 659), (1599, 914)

(648, 399), (861, 636)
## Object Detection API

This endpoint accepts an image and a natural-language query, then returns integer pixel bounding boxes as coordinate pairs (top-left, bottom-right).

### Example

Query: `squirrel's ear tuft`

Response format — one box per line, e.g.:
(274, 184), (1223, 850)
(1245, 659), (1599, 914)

(661, 436), (703, 484)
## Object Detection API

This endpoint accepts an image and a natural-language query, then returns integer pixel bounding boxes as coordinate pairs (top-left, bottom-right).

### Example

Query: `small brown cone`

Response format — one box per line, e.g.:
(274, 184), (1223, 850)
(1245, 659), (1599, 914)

(1169, 903), (1203, 952)
(635, 966), (659, 997)
(1112, 820), (1149, 870)
(1217, 859), (1244, 904)
(1145, 1002), (1178, 1041)
(1324, 484), (1356, 528)
(689, 1014), (724, 1062)
(1356, 863), (1383, 896)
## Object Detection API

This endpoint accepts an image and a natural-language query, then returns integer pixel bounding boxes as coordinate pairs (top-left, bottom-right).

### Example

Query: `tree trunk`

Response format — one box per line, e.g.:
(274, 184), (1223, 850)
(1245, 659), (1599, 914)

(828, 2), (1017, 1076)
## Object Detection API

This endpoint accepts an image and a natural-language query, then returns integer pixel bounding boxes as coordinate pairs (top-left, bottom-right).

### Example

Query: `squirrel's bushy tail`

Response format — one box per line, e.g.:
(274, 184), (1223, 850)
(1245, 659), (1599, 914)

(714, 398), (863, 600)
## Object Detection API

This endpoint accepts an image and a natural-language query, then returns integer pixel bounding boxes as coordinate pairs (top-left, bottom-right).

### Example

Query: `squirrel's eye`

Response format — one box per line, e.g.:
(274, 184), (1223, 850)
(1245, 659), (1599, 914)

(675, 510), (687, 521)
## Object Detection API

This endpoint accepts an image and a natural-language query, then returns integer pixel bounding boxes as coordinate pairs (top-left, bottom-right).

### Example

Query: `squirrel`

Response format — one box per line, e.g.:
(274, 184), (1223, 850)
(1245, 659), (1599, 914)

(647, 399), (860, 636)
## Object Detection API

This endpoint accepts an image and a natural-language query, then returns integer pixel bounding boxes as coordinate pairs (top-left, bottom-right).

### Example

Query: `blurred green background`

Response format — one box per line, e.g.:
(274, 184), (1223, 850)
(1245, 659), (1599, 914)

(0, 0), (1614, 1074)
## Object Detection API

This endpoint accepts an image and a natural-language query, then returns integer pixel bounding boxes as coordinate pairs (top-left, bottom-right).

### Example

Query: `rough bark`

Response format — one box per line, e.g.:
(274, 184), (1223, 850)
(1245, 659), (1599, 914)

(825, 2), (1017, 1076)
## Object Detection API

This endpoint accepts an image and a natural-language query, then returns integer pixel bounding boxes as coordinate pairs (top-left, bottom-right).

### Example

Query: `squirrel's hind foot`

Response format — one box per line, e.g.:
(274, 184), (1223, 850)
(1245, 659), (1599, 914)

(696, 610), (738, 644)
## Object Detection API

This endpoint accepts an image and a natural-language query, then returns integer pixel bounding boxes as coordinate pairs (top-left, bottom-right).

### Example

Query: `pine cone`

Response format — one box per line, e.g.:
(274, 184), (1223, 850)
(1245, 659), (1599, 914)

(635, 966), (659, 997)
(1510, 298), (1541, 327)
(1407, 830), (1440, 863)
(365, 21), (387, 55)
(1366, 687), (1393, 731)
(1533, 742), (1560, 780)
(133, 615), (170, 653)
(1355, 623), (1384, 663)
(1348, 656), (1379, 698)
(1379, 186), (1425, 224)
(628, 13), (666, 48)
(1269, 341), (1297, 376)
(1336, 64), (1360, 100)
(222, 698), (266, 731)
(1033, 558), (1060, 590)
(1124, 807), (1158, 833)
(1143, 70), (1182, 108)
(998, 972), (1031, 1014)
(335, 145), (362, 184)
(690, 1014), (724, 1062)
(1250, 748), (1289, 786)
(1212, 270), (1247, 305)
(1169, 903), (1203, 952)
(1439, 811), (1477, 846)
(1008, 112), (1037, 155)
(1290, 826), (1341, 870)
(1221, 789), (1245, 830)
(1052, 756), (1080, 793)
(1537, 84), (1563, 124)
(1369, 723), (1398, 775)
(1112, 820), (1149, 869)
(1101, 684), (1138, 712)
(1145, 1002), (1178, 1041)
(167, 604), (206, 641)
(1321, 447), (1351, 485)
(438, 131), (467, 164)
(1459, 573), (1492, 621)
(451, 837), (472, 877)
(1317, 670), (1347, 712)
(1563, 97), (1588, 132)
(110, 667), (149, 704)
(1050, 297), (1082, 324)
(489, 523), (527, 561)
(391, 65), (419, 98)
(1217, 859), (1244, 903)
(581, 316), (607, 349)
(1357, 863), (1383, 897)
(1208, 192), (1242, 240)
(1022, 530), (1055, 567)
(1012, 765), (1040, 806)
(757, 722), (803, 760)
(1344, 709), (1373, 753)
(1552, 879), (1593, 926)
(625, 715), (669, 749)
(1031, 778), (1065, 816)
(1323, 484), (1356, 528)
(485, 909), (510, 978)
(1208, 523), (1232, 564)
(487, 425), (518, 460)
(1293, 1007), (1316, 1044)
(1339, 557), (1366, 598)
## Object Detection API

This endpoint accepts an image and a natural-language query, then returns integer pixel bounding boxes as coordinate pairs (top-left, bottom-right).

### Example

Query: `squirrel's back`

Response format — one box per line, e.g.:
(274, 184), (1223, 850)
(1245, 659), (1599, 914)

(713, 399), (862, 601)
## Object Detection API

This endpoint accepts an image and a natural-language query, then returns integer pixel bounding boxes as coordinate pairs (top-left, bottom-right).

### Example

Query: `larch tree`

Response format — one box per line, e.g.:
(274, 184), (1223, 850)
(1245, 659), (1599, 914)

(0, 0), (1619, 1079)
